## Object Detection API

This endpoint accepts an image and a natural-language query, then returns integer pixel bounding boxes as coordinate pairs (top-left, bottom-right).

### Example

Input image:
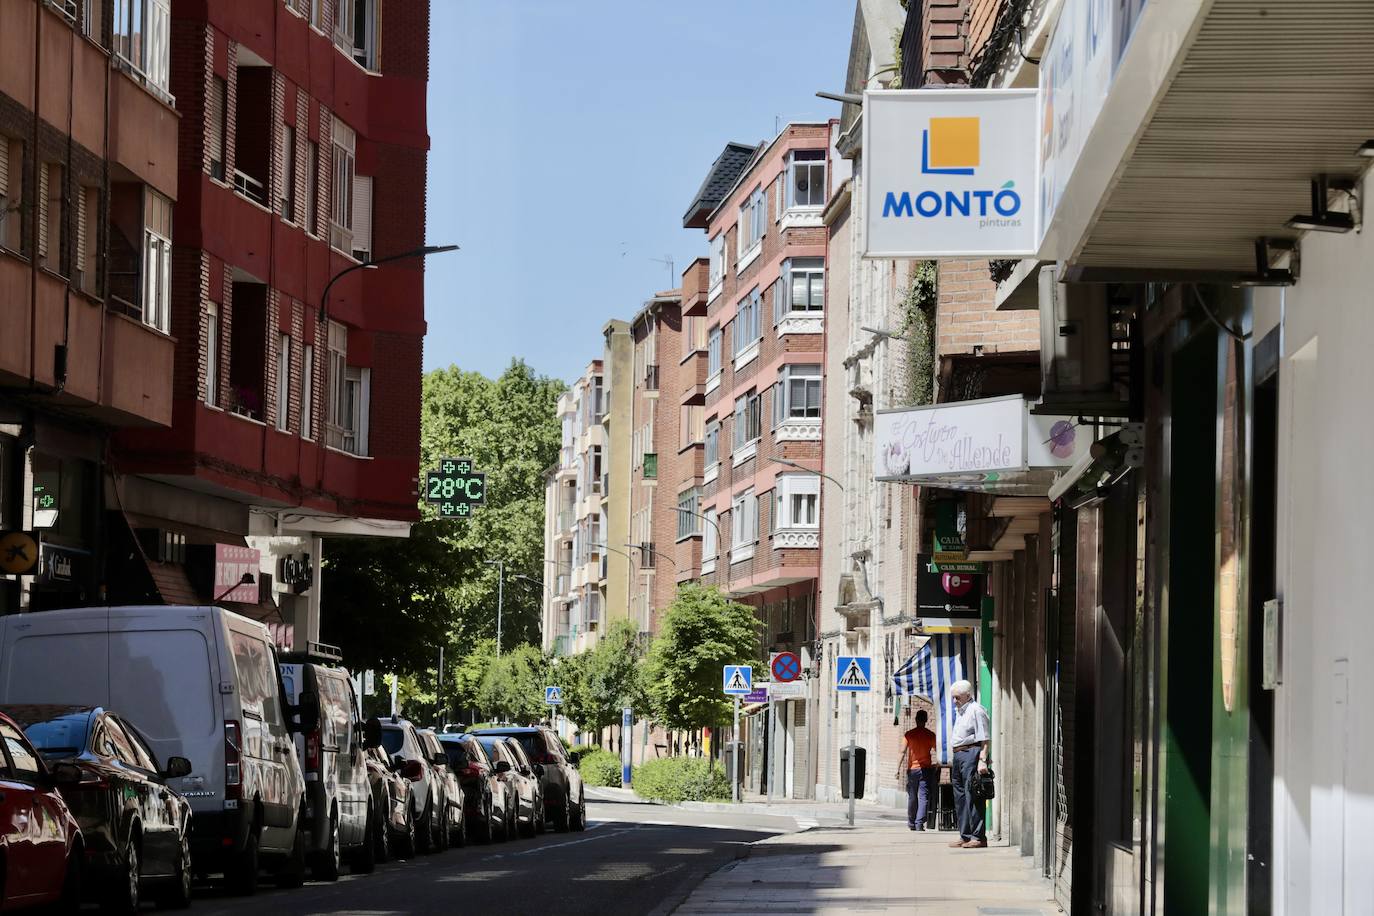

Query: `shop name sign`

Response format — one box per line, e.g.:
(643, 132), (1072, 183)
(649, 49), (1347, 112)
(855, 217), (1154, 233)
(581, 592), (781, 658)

(875, 396), (1027, 481)
(863, 89), (1039, 258)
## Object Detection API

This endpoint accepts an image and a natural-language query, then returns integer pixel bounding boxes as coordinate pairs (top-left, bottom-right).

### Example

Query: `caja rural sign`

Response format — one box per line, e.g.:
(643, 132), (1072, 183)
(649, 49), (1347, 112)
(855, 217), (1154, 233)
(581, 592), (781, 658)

(862, 89), (1040, 258)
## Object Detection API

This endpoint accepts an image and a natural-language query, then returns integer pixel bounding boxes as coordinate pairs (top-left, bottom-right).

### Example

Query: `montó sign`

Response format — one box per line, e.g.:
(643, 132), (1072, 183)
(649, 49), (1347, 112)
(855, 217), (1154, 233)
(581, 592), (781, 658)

(862, 89), (1039, 258)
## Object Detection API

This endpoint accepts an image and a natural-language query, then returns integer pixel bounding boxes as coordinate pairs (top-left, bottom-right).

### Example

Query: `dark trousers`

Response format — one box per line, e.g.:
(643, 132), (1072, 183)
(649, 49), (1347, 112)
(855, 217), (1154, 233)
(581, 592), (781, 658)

(951, 746), (986, 841)
(906, 766), (939, 828)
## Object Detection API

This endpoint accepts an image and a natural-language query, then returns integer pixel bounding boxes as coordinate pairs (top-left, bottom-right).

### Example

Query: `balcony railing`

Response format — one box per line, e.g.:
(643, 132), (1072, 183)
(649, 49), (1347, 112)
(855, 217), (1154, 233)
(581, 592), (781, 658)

(233, 169), (267, 207)
(644, 364), (659, 390)
(643, 453), (658, 479)
(557, 510), (575, 532)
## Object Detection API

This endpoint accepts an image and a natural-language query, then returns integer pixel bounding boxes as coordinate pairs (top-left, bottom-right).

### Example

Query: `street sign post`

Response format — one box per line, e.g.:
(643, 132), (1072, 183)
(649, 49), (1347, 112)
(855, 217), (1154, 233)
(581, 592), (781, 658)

(770, 651), (801, 683)
(722, 665), (752, 695)
(544, 685), (564, 705)
(835, 657), (872, 826)
(621, 707), (633, 786)
(423, 457), (487, 519)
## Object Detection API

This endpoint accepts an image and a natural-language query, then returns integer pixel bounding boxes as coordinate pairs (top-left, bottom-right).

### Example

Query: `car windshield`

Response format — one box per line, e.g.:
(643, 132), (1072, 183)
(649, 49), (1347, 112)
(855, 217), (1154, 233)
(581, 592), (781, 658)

(380, 727), (405, 756)
(476, 737), (505, 762)
(483, 731), (540, 760)
(22, 713), (89, 758)
(442, 743), (466, 768)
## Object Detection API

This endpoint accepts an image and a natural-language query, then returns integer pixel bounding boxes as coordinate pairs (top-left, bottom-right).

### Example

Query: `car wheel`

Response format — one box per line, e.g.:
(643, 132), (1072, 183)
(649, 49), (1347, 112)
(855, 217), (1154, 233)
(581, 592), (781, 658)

(352, 808), (377, 874)
(415, 800), (434, 854)
(572, 792), (587, 832)
(393, 805), (416, 859)
(536, 796), (547, 835)
(157, 831), (193, 909)
(507, 799), (518, 840)
(275, 821), (308, 889)
(451, 801), (467, 848)
(101, 835), (140, 914)
(311, 809), (341, 882)
(553, 798), (571, 833)
(55, 844), (82, 914)
(373, 803), (391, 864)
(473, 795), (492, 843)
(520, 799), (536, 839)
(433, 797), (450, 853)
(225, 827), (259, 896)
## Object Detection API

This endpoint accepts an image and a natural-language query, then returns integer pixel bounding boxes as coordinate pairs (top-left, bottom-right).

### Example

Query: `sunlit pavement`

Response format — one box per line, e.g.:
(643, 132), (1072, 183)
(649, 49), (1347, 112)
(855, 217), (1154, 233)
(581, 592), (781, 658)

(189, 793), (800, 916)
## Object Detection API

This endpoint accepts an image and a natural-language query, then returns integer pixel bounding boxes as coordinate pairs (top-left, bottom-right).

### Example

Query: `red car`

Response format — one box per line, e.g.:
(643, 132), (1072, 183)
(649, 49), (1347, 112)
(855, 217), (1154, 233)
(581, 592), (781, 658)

(0, 710), (83, 911)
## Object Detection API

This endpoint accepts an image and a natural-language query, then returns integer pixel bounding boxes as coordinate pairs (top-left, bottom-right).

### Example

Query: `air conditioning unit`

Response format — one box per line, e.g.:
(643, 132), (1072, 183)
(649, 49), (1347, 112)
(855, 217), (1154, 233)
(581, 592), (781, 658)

(1036, 265), (1131, 417)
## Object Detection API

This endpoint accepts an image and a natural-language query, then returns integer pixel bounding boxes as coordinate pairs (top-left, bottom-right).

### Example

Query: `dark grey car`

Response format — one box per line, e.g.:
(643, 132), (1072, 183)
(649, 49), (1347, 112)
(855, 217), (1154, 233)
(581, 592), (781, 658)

(472, 727), (584, 832)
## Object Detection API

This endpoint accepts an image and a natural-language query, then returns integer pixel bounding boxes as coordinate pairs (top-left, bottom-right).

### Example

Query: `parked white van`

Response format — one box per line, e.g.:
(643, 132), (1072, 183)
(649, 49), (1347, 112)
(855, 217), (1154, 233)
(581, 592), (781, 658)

(0, 606), (315, 895)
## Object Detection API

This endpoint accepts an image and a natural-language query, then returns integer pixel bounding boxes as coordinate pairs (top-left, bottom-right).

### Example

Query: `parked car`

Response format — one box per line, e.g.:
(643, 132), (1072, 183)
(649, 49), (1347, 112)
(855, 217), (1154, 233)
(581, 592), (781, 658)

(0, 709), (83, 911)
(11, 705), (194, 912)
(379, 717), (451, 854)
(437, 732), (503, 844)
(364, 743), (415, 859)
(416, 729), (465, 848)
(0, 606), (316, 895)
(473, 726), (585, 832)
(472, 735), (526, 841)
(498, 737), (545, 838)
(279, 655), (380, 880)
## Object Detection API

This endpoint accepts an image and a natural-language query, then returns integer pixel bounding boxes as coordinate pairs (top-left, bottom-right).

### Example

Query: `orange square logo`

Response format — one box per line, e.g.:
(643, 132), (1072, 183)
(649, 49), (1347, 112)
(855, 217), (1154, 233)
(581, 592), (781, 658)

(927, 117), (980, 169)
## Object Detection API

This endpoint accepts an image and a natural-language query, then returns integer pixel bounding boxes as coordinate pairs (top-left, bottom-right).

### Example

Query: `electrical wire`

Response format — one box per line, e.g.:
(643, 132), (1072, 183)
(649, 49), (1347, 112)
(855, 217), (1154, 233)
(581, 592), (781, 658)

(1191, 286), (1250, 342)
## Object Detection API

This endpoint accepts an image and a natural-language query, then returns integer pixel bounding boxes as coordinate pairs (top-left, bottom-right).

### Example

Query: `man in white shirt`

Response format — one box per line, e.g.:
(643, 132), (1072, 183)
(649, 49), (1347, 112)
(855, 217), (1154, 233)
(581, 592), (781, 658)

(947, 679), (990, 848)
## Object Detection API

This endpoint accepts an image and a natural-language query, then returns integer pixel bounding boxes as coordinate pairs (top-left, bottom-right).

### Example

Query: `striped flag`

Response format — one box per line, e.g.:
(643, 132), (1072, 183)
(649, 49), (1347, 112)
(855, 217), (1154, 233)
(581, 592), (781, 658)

(891, 634), (975, 765)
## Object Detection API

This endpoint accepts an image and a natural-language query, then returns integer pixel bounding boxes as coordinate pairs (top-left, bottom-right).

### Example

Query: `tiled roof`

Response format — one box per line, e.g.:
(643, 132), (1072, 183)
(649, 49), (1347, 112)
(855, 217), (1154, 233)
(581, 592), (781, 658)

(682, 142), (762, 229)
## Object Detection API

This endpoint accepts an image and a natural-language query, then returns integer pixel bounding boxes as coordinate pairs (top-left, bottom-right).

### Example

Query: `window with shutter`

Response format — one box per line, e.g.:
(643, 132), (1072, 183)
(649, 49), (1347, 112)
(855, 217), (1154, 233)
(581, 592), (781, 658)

(142, 190), (173, 333)
(279, 124), (296, 221)
(208, 77), (226, 180)
(351, 175), (372, 261)
(205, 303), (220, 406)
(36, 163), (49, 262)
(76, 186), (96, 293)
(0, 138), (19, 252)
(330, 119), (355, 255)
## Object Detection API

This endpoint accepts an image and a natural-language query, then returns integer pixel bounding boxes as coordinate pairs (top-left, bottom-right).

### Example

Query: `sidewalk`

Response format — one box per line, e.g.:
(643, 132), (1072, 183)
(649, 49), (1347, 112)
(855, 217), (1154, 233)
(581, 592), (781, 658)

(673, 822), (1060, 915)
(587, 786), (908, 827)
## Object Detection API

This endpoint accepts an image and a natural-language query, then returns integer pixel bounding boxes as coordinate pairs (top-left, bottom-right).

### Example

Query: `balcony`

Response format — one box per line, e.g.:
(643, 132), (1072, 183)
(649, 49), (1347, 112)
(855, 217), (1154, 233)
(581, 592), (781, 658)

(639, 543), (656, 570)
(643, 454), (658, 479)
(557, 509), (575, 532)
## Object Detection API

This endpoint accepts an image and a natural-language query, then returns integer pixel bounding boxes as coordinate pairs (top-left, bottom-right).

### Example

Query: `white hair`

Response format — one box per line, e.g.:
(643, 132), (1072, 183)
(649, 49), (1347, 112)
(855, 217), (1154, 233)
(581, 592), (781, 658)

(950, 679), (974, 698)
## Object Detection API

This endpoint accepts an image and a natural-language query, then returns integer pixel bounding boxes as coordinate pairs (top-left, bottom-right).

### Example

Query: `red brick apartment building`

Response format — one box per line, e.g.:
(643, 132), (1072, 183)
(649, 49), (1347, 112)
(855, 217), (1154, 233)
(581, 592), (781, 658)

(1, 0), (432, 642)
(681, 123), (831, 656)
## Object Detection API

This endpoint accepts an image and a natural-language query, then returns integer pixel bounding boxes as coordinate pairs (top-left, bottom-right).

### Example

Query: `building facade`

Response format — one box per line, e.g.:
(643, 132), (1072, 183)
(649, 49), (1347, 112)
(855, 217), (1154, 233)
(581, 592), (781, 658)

(1, 0), (178, 612)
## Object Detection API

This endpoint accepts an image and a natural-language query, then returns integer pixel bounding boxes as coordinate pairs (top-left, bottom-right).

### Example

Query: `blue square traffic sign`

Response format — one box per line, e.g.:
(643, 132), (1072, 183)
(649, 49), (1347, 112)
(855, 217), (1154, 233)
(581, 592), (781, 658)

(722, 665), (753, 695)
(835, 656), (872, 692)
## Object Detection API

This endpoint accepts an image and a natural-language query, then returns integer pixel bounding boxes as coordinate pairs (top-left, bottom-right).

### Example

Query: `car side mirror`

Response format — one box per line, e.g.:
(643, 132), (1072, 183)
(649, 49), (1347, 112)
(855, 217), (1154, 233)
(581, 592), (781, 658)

(494, 760), (511, 774)
(364, 717), (383, 750)
(533, 763), (545, 777)
(162, 756), (192, 780)
(49, 762), (83, 786)
(293, 690), (320, 733)
(431, 752), (448, 767)
(401, 759), (425, 781)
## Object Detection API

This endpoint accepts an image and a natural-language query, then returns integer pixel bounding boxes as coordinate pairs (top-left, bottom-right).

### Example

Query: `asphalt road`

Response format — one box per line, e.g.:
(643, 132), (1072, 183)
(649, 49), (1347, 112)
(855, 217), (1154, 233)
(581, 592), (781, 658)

(187, 792), (799, 916)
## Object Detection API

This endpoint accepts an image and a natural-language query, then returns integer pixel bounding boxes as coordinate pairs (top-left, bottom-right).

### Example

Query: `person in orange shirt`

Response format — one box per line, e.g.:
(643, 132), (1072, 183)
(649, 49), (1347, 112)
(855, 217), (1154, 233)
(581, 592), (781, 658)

(896, 709), (939, 831)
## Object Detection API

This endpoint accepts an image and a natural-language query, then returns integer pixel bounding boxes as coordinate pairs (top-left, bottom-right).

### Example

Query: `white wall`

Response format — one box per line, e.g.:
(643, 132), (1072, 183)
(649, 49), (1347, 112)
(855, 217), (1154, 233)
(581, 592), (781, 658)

(1271, 170), (1374, 914)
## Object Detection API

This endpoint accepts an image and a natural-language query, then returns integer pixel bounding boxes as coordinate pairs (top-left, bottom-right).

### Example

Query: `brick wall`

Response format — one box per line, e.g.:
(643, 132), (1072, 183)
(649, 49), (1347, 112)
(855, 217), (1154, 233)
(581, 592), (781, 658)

(935, 258), (1038, 358)
(924, 0), (970, 83)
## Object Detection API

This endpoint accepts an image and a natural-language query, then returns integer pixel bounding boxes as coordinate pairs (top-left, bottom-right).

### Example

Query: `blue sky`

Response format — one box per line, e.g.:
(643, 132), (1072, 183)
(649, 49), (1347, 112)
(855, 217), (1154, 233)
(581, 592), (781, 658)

(422, 0), (856, 383)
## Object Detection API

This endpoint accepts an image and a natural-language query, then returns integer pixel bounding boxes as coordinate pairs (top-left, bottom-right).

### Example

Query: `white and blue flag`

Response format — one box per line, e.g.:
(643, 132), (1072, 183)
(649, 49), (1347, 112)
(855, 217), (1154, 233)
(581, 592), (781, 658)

(891, 634), (975, 765)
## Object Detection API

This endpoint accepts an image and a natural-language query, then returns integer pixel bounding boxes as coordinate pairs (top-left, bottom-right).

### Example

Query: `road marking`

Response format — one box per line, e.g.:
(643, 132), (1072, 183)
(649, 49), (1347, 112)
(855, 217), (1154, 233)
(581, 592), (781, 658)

(505, 826), (642, 856)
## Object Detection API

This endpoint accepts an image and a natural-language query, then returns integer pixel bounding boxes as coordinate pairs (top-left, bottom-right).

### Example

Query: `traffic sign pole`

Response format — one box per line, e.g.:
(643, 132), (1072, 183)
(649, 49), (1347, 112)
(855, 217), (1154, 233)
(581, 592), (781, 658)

(848, 691), (857, 827)
(766, 695), (774, 804)
(732, 695), (740, 803)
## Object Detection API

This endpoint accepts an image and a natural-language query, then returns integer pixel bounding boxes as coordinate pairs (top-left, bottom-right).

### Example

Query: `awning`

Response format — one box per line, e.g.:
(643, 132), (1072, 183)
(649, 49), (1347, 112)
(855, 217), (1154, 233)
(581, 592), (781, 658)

(874, 395), (1085, 495)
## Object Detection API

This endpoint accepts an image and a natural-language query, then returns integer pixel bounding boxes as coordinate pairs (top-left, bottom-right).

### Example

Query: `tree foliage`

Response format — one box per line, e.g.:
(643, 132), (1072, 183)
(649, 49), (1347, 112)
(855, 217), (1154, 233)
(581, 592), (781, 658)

(643, 585), (761, 731)
(561, 620), (646, 737)
(476, 643), (552, 724)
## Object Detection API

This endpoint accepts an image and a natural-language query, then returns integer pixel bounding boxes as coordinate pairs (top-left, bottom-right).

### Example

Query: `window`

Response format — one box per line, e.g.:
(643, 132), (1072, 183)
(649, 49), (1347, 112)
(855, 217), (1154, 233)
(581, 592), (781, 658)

(142, 190), (172, 333)
(276, 333), (291, 431)
(773, 172), (785, 221)
(590, 445), (603, 493)
(788, 149), (826, 208)
(679, 404), (704, 451)
(0, 137), (22, 251)
(775, 364), (821, 422)
(733, 288), (761, 356)
(352, 175), (372, 260)
(279, 124), (296, 220)
(778, 258), (824, 318)
(113, 0), (172, 101)
(305, 140), (320, 235)
(707, 326), (722, 378)
(300, 344), (314, 439)
(737, 185), (767, 255)
(208, 77), (227, 181)
(205, 303), (220, 406)
(702, 508), (719, 570)
(38, 163), (64, 273)
(84, 0), (101, 37)
(731, 489), (758, 559)
(677, 490), (700, 540)
(733, 390), (760, 449)
(335, 0), (377, 70)
(77, 186), (98, 293)
(704, 420), (720, 467)
(0, 722), (41, 781)
(326, 322), (369, 455)
(309, 0), (323, 29)
(774, 475), (820, 529)
(708, 233), (725, 291)
(330, 118), (355, 255)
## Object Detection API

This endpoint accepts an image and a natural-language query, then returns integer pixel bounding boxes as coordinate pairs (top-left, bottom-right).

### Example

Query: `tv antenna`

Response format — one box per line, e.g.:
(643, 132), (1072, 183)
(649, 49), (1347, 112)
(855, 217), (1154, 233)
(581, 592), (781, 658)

(649, 254), (674, 287)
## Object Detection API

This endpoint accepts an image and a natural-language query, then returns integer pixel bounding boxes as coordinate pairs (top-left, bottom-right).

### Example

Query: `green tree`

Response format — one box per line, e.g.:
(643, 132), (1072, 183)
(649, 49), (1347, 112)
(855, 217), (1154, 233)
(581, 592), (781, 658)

(582, 620), (646, 736)
(643, 585), (761, 731)
(554, 651), (596, 734)
(476, 644), (552, 724)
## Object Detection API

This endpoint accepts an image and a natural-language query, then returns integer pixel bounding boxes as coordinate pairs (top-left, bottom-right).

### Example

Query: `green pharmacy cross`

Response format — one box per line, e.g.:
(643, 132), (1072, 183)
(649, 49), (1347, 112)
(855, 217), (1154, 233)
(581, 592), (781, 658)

(425, 457), (486, 519)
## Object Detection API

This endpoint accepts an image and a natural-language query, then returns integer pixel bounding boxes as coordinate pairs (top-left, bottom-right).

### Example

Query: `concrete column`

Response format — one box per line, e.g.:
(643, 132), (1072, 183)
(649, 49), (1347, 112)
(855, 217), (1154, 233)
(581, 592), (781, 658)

(303, 534), (323, 648)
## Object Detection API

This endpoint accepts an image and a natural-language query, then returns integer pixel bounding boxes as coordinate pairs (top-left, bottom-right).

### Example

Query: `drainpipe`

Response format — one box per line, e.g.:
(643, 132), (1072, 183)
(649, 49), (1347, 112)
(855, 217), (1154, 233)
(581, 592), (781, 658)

(28, 0), (41, 391)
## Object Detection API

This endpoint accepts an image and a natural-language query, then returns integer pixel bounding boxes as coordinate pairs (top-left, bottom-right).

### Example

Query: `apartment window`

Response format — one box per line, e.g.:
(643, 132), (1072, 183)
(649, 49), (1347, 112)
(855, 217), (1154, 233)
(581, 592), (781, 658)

(737, 185), (766, 256)
(208, 77), (227, 181)
(309, 0), (323, 29)
(0, 137), (21, 252)
(686, 315), (707, 353)
(204, 303), (220, 406)
(142, 190), (172, 333)
(352, 175), (372, 261)
(773, 172), (785, 221)
(774, 364), (821, 423)
(788, 149), (826, 208)
(305, 140), (320, 236)
(733, 288), (761, 356)
(275, 334), (291, 431)
(777, 258), (824, 320)
(113, 0), (172, 100)
(774, 475), (820, 529)
(83, 0), (101, 37)
(704, 420), (720, 467)
(731, 489), (758, 558)
(679, 404), (704, 451)
(326, 321), (370, 455)
(233, 66), (270, 205)
(702, 508), (719, 569)
(300, 344), (314, 438)
(335, 0), (378, 70)
(279, 124), (296, 220)
(39, 163), (65, 275)
(330, 118), (355, 255)
(733, 390), (760, 449)
(707, 326), (722, 378)
(77, 186), (98, 293)
(708, 233), (725, 290)
(677, 489), (701, 540)
(590, 445), (603, 494)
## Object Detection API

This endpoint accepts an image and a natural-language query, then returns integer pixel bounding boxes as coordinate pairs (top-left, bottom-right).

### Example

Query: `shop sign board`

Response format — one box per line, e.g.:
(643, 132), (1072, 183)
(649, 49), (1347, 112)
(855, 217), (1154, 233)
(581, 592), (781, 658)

(863, 89), (1040, 258)
(214, 544), (261, 603)
(917, 554), (985, 620)
(876, 396), (1028, 481)
(769, 680), (809, 699)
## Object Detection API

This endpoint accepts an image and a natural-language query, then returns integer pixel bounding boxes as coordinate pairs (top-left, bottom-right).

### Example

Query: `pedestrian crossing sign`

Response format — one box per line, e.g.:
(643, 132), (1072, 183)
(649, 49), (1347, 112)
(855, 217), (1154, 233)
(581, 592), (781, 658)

(722, 665), (753, 695)
(545, 686), (563, 705)
(835, 656), (873, 692)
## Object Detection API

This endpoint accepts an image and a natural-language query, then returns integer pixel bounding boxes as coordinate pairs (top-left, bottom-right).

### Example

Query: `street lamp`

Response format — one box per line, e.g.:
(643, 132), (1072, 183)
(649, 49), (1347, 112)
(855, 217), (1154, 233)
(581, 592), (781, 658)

(319, 244), (460, 323)
(771, 457), (845, 491)
(624, 543), (677, 569)
(484, 559), (504, 656)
